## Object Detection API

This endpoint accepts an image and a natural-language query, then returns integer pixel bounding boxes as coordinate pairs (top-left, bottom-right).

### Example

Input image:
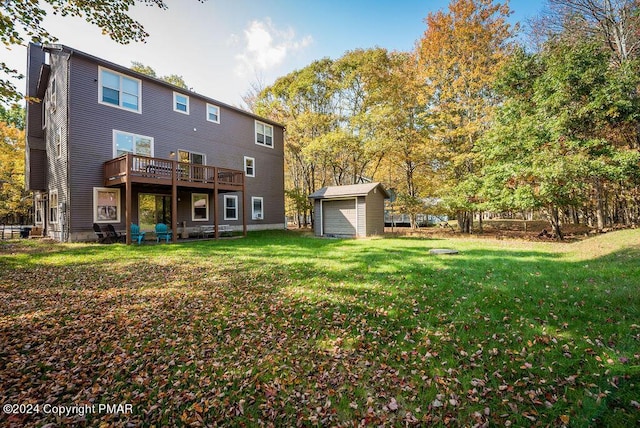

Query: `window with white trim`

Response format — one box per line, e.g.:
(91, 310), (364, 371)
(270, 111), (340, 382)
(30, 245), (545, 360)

(207, 103), (220, 123)
(255, 121), (273, 148)
(55, 126), (62, 158)
(99, 67), (141, 113)
(192, 193), (209, 221)
(252, 197), (263, 220)
(224, 195), (238, 220)
(49, 191), (59, 224)
(113, 130), (153, 157)
(50, 78), (56, 110)
(94, 187), (121, 223)
(244, 156), (255, 177)
(35, 197), (44, 225)
(173, 92), (189, 114)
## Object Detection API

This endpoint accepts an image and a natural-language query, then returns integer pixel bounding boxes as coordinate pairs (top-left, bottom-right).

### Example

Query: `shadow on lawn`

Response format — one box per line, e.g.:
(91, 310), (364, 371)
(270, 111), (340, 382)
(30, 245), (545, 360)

(1, 230), (638, 426)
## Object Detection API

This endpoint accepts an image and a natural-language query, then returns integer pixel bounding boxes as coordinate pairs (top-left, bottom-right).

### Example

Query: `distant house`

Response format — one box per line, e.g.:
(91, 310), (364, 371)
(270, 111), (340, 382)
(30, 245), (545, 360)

(25, 43), (285, 243)
(309, 183), (389, 237)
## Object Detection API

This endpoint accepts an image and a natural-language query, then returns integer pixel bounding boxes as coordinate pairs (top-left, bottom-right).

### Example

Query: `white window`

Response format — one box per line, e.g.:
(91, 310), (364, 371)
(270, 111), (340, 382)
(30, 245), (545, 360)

(35, 197), (44, 225)
(207, 103), (220, 123)
(244, 156), (255, 177)
(252, 197), (263, 220)
(55, 127), (62, 158)
(49, 191), (59, 224)
(192, 193), (209, 221)
(224, 195), (238, 220)
(50, 78), (56, 110)
(173, 92), (189, 114)
(94, 187), (121, 223)
(113, 130), (153, 157)
(99, 67), (141, 113)
(255, 121), (274, 148)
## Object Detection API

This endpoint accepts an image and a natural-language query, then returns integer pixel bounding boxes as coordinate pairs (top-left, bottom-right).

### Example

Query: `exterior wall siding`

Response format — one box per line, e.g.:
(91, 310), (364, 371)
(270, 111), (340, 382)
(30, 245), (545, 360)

(33, 47), (286, 241)
(357, 196), (366, 237)
(365, 191), (385, 236)
(45, 50), (72, 241)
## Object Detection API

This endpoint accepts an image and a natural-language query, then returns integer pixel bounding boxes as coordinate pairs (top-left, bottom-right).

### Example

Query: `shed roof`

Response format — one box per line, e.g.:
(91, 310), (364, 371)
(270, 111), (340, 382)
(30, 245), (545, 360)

(308, 183), (389, 200)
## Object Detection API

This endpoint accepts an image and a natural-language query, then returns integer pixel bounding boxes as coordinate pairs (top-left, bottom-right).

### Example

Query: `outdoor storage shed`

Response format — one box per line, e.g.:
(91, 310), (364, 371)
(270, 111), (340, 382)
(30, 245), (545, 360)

(309, 183), (389, 237)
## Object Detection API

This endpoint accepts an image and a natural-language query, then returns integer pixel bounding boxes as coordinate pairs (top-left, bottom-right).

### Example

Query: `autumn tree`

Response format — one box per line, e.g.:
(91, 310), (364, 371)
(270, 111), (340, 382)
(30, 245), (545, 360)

(255, 58), (336, 226)
(0, 0), (204, 103)
(0, 110), (30, 223)
(417, 0), (516, 233)
(256, 48), (433, 227)
(372, 51), (436, 228)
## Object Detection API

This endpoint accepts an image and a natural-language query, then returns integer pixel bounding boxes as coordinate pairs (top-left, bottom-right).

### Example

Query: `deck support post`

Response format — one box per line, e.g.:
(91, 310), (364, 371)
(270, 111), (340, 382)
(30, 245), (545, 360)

(213, 167), (219, 240)
(171, 160), (178, 243)
(242, 174), (247, 237)
(125, 154), (132, 245)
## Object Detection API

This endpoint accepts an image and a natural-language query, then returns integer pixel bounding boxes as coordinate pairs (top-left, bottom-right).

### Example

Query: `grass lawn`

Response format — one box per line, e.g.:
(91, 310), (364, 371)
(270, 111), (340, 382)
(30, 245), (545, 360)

(1, 229), (639, 427)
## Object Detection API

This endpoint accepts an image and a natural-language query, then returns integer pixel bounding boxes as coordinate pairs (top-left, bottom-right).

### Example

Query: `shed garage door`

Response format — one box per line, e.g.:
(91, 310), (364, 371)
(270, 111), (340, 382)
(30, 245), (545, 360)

(323, 199), (357, 236)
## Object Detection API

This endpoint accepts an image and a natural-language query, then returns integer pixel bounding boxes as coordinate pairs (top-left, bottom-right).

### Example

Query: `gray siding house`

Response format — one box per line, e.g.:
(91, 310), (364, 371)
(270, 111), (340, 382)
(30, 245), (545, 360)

(309, 183), (389, 237)
(25, 43), (285, 243)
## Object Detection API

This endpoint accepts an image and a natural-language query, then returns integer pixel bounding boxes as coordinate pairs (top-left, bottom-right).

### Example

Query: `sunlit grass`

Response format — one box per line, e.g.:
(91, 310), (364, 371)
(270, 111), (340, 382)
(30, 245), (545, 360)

(0, 230), (639, 426)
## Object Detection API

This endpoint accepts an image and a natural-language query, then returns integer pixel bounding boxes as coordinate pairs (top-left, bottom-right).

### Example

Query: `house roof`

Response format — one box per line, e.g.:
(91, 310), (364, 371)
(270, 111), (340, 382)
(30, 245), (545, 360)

(38, 43), (284, 129)
(308, 183), (390, 200)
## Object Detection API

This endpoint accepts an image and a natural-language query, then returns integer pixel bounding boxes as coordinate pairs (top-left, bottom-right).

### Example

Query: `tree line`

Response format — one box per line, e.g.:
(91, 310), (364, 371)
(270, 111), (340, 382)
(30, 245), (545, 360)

(253, 0), (640, 237)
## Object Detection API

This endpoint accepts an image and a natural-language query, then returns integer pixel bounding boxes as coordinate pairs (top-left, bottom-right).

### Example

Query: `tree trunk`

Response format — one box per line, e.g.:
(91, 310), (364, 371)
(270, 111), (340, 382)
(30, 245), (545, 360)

(457, 211), (472, 234)
(595, 178), (606, 231)
(548, 205), (564, 240)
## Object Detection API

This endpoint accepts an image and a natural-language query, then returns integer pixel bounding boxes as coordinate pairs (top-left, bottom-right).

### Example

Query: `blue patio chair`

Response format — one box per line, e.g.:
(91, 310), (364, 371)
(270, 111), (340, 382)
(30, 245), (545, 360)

(155, 223), (172, 243)
(130, 223), (146, 245)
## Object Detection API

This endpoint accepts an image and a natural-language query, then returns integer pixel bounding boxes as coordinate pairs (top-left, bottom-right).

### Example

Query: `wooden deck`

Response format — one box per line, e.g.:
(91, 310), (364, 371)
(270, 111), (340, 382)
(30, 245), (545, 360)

(104, 154), (244, 191)
(103, 153), (247, 244)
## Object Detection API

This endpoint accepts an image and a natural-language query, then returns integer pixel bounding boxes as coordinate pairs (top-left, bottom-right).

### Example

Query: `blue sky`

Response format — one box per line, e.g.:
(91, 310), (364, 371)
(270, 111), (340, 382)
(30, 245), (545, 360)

(4, 0), (545, 107)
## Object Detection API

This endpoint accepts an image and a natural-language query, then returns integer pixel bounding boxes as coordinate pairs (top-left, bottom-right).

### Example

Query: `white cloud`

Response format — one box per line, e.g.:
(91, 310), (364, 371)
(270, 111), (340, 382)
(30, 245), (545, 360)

(233, 18), (312, 77)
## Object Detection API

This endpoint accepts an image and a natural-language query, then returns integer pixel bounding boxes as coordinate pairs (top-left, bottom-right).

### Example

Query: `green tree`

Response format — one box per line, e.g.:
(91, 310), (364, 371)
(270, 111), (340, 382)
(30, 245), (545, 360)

(480, 41), (640, 237)
(1, 0), (204, 103)
(0, 103), (24, 130)
(130, 62), (189, 89)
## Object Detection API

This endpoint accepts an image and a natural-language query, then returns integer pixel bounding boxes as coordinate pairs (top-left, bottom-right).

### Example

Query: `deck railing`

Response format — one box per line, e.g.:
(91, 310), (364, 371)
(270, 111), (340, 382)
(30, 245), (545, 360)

(104, 154), (244, 188)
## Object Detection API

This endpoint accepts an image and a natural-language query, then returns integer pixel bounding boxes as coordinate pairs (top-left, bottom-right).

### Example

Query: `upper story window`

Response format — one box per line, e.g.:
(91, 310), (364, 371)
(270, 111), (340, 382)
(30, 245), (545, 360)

(255, 121), (274, 148)
(113, 130), (153, 157)
(99, 67), (141, 113)
(174, 92), (189, 114)
(244, 156), (255, 177)
(207, 104), (220, 123)
(50, 78), (57, 110)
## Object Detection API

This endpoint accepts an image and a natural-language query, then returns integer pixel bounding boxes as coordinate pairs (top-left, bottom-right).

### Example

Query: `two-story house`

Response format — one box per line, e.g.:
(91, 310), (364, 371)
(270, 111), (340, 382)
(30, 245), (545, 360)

(25, 43), (284, 243)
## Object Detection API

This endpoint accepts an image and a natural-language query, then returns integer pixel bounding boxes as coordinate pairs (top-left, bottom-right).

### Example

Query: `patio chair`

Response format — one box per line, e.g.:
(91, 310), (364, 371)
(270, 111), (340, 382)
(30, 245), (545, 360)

(106, 224), (125, 243)
(155, 223), (172, 243)
(130, 223), (146, 245)
(93, 223), (113, 244)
